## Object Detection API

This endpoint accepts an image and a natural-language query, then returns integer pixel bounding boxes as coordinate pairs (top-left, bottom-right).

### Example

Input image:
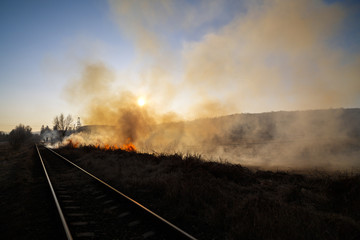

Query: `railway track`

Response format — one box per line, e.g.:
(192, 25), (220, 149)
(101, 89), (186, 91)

(35, 144), (198, 240)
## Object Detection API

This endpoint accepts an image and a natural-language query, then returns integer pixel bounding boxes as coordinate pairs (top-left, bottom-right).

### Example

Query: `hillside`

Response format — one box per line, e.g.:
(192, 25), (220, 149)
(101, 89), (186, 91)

(135, 108), (360, 171)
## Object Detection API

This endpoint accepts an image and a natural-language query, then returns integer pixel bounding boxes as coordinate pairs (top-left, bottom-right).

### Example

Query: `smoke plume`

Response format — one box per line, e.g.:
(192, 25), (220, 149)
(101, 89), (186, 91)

(61, 0), (360, 171)
(64, 63), (156, 147)
(109, 0), (360, 115)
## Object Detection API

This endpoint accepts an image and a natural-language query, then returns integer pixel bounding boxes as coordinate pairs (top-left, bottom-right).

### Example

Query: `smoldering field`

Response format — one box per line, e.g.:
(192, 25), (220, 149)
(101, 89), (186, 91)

(140, 108), (360, 171)
(63, 107), (360, 172)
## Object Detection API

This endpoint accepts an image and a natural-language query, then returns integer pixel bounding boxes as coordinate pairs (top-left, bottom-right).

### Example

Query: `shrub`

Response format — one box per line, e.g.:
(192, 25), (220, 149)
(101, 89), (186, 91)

(8, 124), (32, 149)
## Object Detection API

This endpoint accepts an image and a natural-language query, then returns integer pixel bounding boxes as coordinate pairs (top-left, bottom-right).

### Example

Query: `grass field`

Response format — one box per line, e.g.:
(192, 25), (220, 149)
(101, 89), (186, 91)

(56, 145), (360, 240)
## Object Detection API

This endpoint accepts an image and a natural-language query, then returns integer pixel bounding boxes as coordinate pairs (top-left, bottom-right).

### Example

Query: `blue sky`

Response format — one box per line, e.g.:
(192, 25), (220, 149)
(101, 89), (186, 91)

(1, 0), (359, 132)
(0, 0), (131, 131)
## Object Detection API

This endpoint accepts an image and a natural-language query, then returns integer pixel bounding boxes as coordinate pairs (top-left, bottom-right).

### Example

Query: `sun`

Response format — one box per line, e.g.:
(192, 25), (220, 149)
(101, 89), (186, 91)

(137, 97), (146, 107)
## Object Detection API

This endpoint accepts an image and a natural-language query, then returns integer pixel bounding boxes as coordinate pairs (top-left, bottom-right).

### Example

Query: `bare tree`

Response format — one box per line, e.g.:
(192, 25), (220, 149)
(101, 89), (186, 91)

(53, 116), (60, 131)
(65, 115), (73, 131)
(59, 113), (65, 131)
(53, 114), (74, 140)
(53, 114), (73, 131)
(40, 125), (50, 135)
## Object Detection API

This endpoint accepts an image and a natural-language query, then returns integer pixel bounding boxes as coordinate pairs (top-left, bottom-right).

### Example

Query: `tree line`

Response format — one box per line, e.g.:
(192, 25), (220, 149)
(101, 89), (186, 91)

(2, 113), (76, 149)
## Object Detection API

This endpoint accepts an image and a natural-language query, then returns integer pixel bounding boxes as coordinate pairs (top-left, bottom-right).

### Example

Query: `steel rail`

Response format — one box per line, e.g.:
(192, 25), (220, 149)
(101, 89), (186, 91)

(45, 146), (198, 240)
(35, 144), (73, 240)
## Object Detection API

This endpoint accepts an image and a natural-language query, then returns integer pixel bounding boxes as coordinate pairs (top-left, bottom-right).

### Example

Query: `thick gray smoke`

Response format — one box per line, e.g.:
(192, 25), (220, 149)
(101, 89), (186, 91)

(140, 109), (360, 171)
(61, 0), (360, 171)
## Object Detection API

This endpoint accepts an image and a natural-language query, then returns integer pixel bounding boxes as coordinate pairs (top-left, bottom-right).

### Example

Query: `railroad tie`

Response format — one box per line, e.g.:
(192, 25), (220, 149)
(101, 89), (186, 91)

(103, 200), (114, 205)
(67, 213), (89, 217)
(70, 221), (89, 226)
(118, 211), (130, 218)
(128, 220), (141, 227)
(108, 205), (119, 211)
(59, 195), (72, 198)
(103, 205), (119, 214)
(64, 206), (81, 210)
(76, 232), (95, 238)
(57, 190), (68, 194)
(142, 231), (155, 239)
(95, 194), (106, 200)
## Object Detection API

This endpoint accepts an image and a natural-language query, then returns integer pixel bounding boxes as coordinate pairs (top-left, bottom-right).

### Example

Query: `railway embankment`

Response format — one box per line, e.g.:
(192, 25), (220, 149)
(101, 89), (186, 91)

(0, 143), (64, 239)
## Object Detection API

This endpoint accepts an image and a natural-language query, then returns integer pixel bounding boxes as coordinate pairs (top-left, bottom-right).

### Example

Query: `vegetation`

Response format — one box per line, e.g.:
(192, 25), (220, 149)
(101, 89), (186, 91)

(52, 113), (74, 140)
(40, 125), (51, 135)
(57, 145), (360, 240)
(53, 113), (73, 131)
(8, 124), (33, 149)
(0, 131), (7, 142)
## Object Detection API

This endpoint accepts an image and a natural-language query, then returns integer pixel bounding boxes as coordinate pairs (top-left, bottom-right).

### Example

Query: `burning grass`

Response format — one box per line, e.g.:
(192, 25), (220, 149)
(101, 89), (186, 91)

(56, 145), (360, 240)
(65, 139), (136, 152)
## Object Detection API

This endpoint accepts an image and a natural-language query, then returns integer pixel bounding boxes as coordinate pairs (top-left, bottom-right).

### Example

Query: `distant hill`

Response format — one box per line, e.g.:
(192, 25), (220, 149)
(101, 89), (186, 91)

(141, 108), (360, 170)
(145, 108), (360, 146)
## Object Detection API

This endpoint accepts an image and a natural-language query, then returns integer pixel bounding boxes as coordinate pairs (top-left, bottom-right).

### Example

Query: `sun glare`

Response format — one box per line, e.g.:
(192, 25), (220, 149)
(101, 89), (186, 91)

(137, 97), (146, 107)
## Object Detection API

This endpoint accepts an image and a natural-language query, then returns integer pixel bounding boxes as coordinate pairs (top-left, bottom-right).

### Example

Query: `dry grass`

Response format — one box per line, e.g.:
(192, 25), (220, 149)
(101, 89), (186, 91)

(58, 145), (360, 240)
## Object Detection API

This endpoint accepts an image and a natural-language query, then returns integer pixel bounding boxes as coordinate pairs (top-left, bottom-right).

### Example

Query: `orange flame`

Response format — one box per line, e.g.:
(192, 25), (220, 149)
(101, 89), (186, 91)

(121, 142), (136, 152)
(67, 139), (79, 148)
(66, 138), (136, 152)
(120, 138), (136, 152)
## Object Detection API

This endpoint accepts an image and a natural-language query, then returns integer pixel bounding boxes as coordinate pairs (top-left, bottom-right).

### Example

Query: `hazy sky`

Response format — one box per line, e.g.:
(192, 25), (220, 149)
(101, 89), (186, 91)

(1, 0), (359, 132)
